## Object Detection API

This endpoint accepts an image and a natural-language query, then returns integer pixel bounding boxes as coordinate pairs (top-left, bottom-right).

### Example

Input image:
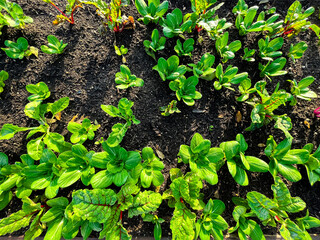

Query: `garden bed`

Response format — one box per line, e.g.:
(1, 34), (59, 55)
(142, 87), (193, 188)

(0, 0), (320, 239)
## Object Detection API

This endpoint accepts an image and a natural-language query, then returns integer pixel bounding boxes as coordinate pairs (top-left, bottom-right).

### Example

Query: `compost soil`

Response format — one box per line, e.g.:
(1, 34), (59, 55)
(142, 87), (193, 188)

(1, 0), (320, 238)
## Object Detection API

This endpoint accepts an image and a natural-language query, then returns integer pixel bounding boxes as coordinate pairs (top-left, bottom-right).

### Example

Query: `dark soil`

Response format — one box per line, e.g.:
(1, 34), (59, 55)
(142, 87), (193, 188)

(1, 0), (320, 238)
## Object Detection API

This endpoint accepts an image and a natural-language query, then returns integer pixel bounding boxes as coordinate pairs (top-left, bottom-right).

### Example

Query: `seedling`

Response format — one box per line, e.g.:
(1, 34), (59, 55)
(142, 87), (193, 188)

(101, 98), (140, 147)
(1, 37), (38, 59)
(197, 16), (232, 40)
(242, 47), (255, 62)
(0, 70), (8, 93)
(135, 0), (169, 24)
(236, 78), (256, 102)
(169, 76), (202, 106)
(115, 65), (144, 89)
(143, 29), (166, 60)
(67, 118), (100, 144)
(41, 35), (68, 54)
(259, 57), (287, 80)
(160, 8), (192, 38)
(142, 214), (165, 240)
(153, 55), (187, 81)
(215, 31), (241, 63)
(288, 76), (317, 105)
(174, 38), (194, 58)
(288, 41), (308, 62)
(214, 64), (248, 91)
(114, 45), (128, 63)
(0, 0), (33, 34)
(160, 100), (181, 116)
(258, 36), (284, 61)
(188, 53), (216, 80)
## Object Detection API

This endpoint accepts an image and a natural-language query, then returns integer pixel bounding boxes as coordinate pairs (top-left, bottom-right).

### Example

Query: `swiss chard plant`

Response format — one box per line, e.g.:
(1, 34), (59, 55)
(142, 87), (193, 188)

(277, 0), (314, 37)
(153, 55), (187, 81)
(259, 57), (287, 80)
(188, 53), (216, 81)
(236, 78), (256, 102)
(258, 36), (284, 61)
(0, 82), (71, 160)
(219, 134), (269, 186)
(101, 98), (140, 147)
(174, 38), (194, 58)
(143, 29), (166, 60)
(114, 45), (128, 63)
(288, 76), (317, 105)
(1, 37), (38, 59)
(160, 8), (192, 38)
(169, 76), (202, 106)
(135, 0), (168, 24)
(142, 214), (165, 240)
(245, 81), (293, 137)
(0, 0), (33, 34)
(0, 70), (8, 93)
(288, 41), (308, 62)
(178, 133), (224, 185)
(230, 177), (320, 240)
(41, 35), (68, 55)
(197, 15), (232, 40)
(115, 65), (144, 89)
(67, 118), (100, 144)
(215, 31), (241, 63)
(265, 136), (309, 182)
(160, 100), (181, 116)
(214, 63), (248, 91)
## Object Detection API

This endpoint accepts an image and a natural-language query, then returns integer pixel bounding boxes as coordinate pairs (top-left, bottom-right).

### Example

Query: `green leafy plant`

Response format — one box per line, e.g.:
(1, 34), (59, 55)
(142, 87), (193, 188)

(302, 143), (320, 186)
(242, 47), (255, 62)
(142, 214), (165, 240)
(188, 53), (216, 81)
(101, 98), (140, 147)
(288, 76), (317, 105)
(259, 57), (287, 80)
(0, 70), (8, 93)
(288, 41), (308, 62)
(1, 37), (38, 59)
(0, 82), (71, 160)
(0, 0), (33, 34)
(143, 29), (166, 60)
(195, 199), (228, 240)
(137, 147), (164, 188)
(160, 8), (192, 38)
(197, 15), (232, 40)
(135, 0), (168, 24)
(160, 100), (181, 116)
(67, 118), (100, 144)
(174, 38), (194, 58)
(153, 55), (187, 81)
(41, 35), (68, 54)
(219, 134), (269, 186)
(258, 36), (284, 61)
(214, 63), (248, 91)
(178, 133), (224, 185)
(230, 177), (320, 240)
(114, 45), (128, 63)
(169, 76), (202, 106)
(115, 65), (144, 89)
(265, 136), (309, 182)
(91, 144), (142, 188)
(236, 78), (256, 102)
(278, 0), (314, 37)
(233, 0), (282, 36)
(245, 81), (293, 136)
(215, 31), (241, 63)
